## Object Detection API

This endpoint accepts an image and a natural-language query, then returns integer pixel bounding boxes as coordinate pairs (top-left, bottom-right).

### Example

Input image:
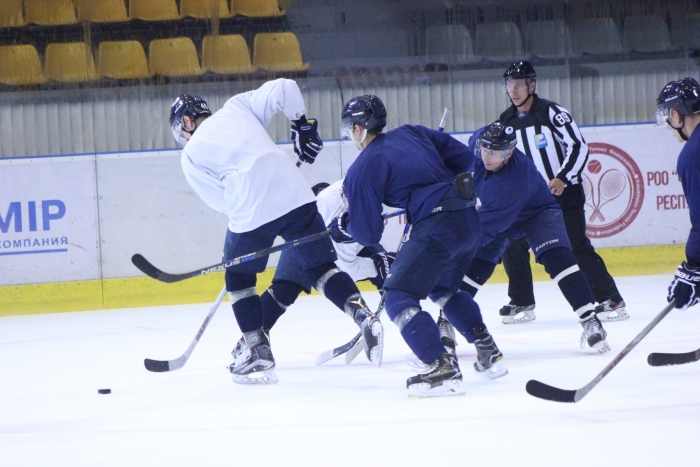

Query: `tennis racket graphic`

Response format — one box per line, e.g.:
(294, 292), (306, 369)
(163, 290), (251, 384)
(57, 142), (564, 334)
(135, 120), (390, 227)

(589, 169), (627, 222)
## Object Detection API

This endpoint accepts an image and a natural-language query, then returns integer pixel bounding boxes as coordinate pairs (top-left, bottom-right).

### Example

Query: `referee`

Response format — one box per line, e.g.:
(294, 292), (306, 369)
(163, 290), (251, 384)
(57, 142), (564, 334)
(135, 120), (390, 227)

(497, 61), (626, 324)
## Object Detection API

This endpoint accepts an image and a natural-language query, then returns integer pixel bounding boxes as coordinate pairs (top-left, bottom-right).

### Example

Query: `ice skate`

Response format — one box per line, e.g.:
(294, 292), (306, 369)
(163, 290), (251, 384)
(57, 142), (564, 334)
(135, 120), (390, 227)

(473, 324), (508, 379)
(229, 329), (278, 384)
(580, 312), (611, 353)
(345, 294), (383, 366)
(499, 303), (536, 324)
(407, 311), (457, 370)
(407, 353), (466, 398)
(595, 299), (629, 322)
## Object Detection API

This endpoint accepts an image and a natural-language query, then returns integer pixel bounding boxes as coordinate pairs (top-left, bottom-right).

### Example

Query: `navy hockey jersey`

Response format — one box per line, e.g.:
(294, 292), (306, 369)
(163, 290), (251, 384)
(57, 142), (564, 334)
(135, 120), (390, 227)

(677, 125), (700, 267)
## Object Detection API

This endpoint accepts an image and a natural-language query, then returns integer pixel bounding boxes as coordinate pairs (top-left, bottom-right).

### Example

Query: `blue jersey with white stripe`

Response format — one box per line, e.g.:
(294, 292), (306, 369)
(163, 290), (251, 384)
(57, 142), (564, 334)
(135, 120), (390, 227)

(677, 125), (700, 267)
(343, 125), (475, 246)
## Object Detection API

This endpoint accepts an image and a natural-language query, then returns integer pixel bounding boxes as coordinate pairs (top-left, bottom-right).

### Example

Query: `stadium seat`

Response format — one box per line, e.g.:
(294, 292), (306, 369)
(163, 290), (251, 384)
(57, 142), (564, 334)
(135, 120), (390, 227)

(524, 20), (575, 58)
(129, 0), (180, 21)
(425, 25), (479, 64)
(232, 0), (285, 17)
(98, 41), (153, 79)
(671, 14), (700, 50)
(181, 0), (231, 19)
(149, 38), (203, 77)
(623, 16), (673, 53)
(25, 0), (77, 26)
(0, 45), (46, 85)
(75, 0), (128, 23)
(0, 0), (25, 28)
(474, 22), (526, 61)
(253, 33), (309, 72)
(45, 43), (97, 83)
(572, 18), (624, 55)
(202, 35), (256, 74)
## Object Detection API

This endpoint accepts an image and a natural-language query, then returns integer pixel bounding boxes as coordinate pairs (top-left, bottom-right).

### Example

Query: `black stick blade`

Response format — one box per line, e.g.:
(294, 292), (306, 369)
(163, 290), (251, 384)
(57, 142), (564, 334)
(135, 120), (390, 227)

(648, 351), (700, 366)
(144, 358), (171, 372)
(132, 254), (164, 280)
(526, 380), (577, 403)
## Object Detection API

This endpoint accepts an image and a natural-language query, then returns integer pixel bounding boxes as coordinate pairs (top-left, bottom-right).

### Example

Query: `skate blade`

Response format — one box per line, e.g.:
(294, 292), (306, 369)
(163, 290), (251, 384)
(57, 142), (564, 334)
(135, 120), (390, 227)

(592, 339), (611, 353)
(597, 310), (630, 322)
(474, 360), (509, 379)
(231, 369), (279, 385)
(407, 380), (466, 398)
(501, 309), (536, 324)
(366, 320), (384, 367)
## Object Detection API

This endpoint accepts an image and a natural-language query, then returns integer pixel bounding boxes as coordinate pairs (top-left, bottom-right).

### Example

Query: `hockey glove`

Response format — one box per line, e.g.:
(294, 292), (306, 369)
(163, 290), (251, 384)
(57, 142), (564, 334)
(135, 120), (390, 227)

(668, 261), (700, 310)
(291, 115), (323, 165)
(369, 251), (396, 290)
(327, 212), (355, 244)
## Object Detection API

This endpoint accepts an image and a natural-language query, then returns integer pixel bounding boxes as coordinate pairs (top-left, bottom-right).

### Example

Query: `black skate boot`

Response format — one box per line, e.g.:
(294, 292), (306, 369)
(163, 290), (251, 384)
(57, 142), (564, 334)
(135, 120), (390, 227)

(437, 310), (457, 356)
(406, 352), (465, 398)
(229, 328), (278, 384)
(473, 324), (508, 379)
(595, 299), (629, 322)
(499, 303), (536, 324)
(580, 311), (611, 353)
(345, 293), (383, 366)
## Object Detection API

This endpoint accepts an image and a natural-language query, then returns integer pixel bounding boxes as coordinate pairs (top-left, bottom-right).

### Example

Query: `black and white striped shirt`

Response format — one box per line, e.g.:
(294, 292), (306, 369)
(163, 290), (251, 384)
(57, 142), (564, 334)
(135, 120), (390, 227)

(499, 95), (588, 185)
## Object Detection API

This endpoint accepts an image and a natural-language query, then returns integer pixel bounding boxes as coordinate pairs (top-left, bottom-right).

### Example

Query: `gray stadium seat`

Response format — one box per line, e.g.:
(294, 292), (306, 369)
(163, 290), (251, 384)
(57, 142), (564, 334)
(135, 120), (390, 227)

(474, 22), (526, 61)
(425, 25), (480, 64)
(623, 16), (673, 53)
(524, 20), (576, 58)
(671, 14), (700, 50)
(571, 18), (623, 55)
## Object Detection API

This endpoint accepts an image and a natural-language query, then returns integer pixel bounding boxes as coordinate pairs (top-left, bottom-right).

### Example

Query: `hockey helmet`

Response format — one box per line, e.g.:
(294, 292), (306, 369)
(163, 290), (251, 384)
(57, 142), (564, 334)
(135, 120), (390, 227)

(475, 121), (517, 165)
(340, 95), (387, 138)
(655, 78), (700, 126)
(503, 61), (537, 82)
(169, 94), (212, 146)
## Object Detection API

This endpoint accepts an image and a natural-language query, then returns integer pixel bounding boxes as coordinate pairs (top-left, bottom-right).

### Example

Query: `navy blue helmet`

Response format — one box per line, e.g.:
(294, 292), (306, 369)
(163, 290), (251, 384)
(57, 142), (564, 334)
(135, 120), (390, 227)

(656, 78), (700, 125)
(477, 121), (517, 151)
(503, 61), (537, 82)
(169, 94), (211, 146)
(340, 95), (387, 137)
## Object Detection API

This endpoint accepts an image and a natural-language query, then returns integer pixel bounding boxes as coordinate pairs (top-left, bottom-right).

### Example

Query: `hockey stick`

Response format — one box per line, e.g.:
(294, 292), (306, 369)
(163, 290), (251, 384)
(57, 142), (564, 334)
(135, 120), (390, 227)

(144, 285), (228, 372)
(133, 209), (406, 283)
(648, 346), (700, 366)
(526, 299), (676, 403)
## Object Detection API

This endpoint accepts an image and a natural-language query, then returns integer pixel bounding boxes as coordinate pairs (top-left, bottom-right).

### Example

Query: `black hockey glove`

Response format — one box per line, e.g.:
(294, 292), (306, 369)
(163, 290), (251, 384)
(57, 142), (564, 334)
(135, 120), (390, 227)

(291, 115), (323, 165)
(668, 261), (700, 310)
(369, 251), (396, 290)
(327, 212), (355, 244)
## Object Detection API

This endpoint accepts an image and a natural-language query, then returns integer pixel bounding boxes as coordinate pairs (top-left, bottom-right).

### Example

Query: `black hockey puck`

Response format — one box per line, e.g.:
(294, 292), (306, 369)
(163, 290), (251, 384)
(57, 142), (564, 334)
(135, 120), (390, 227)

(98, 389), (111, 394)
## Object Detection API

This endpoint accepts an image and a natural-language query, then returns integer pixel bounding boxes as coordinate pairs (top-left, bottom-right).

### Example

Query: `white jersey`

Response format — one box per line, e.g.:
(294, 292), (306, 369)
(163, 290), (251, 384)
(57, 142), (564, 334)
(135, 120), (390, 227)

(181, 79), (316, 233)
(316, 180), (378, 282)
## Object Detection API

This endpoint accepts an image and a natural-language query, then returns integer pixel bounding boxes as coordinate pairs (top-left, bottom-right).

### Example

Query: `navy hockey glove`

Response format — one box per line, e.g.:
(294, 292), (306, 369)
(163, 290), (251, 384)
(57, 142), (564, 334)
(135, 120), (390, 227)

(668, 262), (700, 310)
(369, 251), (396, 290)
(291, 116), (323, 165)
(327, 212), (354, 244)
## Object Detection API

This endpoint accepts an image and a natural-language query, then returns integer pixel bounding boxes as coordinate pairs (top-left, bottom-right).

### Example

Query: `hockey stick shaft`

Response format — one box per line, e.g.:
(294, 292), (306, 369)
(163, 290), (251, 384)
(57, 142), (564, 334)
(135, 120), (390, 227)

(133, 209), (406, 283)
(144, 285), (228, 372)
(526, 299), (676, 403)
(438, 107), (451, 133)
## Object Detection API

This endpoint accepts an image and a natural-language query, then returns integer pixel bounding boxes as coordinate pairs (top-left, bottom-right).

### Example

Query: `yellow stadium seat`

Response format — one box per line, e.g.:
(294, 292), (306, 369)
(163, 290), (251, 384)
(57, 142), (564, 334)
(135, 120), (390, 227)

(253, 33), (309, 72)
(45, 43), (97, 83)
(0, 0), (25, 28)
(202, 35), (256, 74)
(129, 0), (180, 21)
(98, 41), (153, 79)
(231, 0), (285, 17)
(149, 38), (203, 77)
(0, 45), (46, 85)
(181, 0), (231, 19)
(75, 0), (128, 23)
(25, 0), (77, 26)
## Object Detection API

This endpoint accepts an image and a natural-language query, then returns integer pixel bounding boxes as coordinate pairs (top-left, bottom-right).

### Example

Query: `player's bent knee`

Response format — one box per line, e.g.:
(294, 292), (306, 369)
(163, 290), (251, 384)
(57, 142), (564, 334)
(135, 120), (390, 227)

(225, 271), (257, 295)
(385, 289), (421, 321)
(539, 247), (579, 281)
(459, 258), (496, 296)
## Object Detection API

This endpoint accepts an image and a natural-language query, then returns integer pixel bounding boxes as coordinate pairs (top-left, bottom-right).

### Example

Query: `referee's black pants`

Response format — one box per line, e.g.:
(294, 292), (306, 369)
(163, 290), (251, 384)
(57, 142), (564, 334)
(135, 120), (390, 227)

(502, 184), (623, 306)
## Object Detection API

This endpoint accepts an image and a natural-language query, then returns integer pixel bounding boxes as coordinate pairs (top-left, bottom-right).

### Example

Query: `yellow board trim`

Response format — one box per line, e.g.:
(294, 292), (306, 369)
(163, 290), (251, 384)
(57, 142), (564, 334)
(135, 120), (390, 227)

(0, 245), (686, 316)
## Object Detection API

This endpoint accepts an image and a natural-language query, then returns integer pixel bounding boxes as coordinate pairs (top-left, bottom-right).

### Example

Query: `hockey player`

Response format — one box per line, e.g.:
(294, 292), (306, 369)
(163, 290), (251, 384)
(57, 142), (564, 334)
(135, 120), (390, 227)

(169, 79), (383, 385)
(656, 78), (700, 310)
(459, 121), (610, 353)
(333, 94), (507, 398)
(498, 61), (626, 323)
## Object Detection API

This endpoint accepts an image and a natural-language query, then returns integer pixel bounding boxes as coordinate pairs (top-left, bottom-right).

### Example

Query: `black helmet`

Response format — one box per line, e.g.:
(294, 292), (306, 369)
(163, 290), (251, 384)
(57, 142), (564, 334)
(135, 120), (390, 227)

(311, 182), (330, 196)
(476, 121), (517, 151)
(503, 61), (537, 82)
(656, 78), (700, 125)
(169, 94), (212, 145)
(340, 95), (387, 136)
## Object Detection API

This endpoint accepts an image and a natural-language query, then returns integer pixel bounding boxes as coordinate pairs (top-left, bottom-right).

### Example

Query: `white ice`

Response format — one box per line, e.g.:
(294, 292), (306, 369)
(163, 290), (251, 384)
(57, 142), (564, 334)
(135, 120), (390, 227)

(1, 274), (698, 467)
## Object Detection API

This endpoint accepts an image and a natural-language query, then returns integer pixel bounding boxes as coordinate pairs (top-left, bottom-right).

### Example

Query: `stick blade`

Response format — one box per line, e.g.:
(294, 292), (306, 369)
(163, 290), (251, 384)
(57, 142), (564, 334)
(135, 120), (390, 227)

(131, 254), (186, 283)
(144, 358), (171, 372)
(315, 350), (336, 366)
(526, 380), (578, 403)
(648, 351), (700, 366)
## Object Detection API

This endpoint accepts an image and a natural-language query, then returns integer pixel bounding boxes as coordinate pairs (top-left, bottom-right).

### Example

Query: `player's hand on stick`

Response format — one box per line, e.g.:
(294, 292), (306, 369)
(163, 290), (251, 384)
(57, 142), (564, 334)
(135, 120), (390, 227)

(291, 115), (323, 165)
(327, 212), (355, 244)
(369, 251), (396, 290)
(668, 262), (700, 310)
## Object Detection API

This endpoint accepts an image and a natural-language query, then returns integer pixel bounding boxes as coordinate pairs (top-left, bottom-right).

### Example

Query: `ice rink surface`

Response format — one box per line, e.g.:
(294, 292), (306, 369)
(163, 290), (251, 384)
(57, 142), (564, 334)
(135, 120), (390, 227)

(1, 274), (698, 466)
